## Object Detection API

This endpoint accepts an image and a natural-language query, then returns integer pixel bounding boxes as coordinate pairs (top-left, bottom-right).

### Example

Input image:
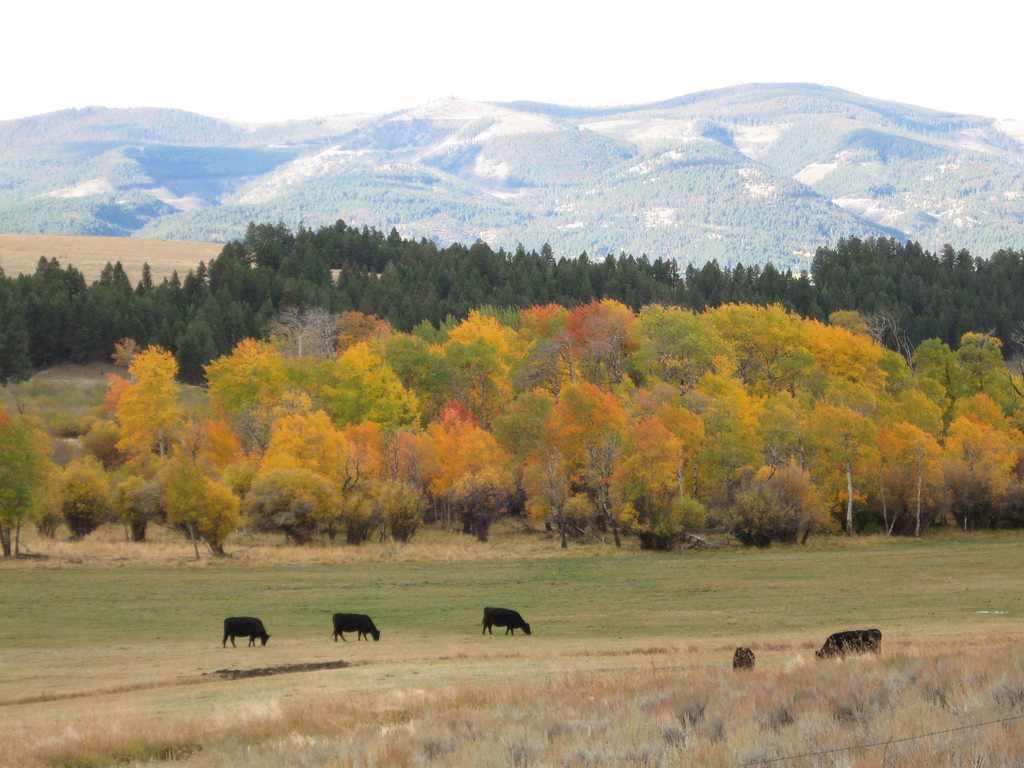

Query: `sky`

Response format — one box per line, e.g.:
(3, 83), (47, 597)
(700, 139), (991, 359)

(4, 0), (1024, 123)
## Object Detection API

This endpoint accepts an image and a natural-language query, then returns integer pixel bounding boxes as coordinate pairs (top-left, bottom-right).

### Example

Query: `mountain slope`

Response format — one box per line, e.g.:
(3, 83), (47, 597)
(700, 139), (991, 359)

(1, 84), (1021, 267)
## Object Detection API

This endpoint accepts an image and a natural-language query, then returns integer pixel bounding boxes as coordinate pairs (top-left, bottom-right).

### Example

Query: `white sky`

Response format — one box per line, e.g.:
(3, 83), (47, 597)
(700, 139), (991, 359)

(4, 0), (1023, 123)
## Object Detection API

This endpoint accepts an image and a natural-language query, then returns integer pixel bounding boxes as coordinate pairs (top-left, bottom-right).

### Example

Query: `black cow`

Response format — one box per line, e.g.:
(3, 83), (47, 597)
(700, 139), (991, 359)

(223, 617), (270, 647)
(815, 629), (882, 659)
(482, 606), (531, 636)
(733, 647), (756, 670)
(332, 613), (381, 642)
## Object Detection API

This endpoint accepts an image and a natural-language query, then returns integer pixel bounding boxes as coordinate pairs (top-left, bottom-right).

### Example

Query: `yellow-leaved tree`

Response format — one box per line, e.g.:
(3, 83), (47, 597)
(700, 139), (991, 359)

(875, 421), (944, 536)
(320, 342), (420, 428)
(163, 449), (241, 558)
(115, 346), (181, 462)
(205, 339), (288, 449)
(806, 397), (876, 535)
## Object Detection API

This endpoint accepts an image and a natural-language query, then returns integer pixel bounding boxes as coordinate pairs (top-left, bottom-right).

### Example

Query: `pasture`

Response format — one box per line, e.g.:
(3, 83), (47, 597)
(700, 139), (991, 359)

(0, 233), (221, 284)
(2, 531), (1024, 766)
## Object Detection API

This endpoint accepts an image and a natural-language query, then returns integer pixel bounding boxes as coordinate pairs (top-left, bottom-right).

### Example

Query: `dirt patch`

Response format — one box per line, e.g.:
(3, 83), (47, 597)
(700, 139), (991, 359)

(206, 659), (351, 680)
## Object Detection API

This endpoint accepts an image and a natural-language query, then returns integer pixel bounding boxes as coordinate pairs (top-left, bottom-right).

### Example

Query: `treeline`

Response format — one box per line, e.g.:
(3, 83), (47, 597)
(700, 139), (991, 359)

(1, 220), (1024, 387)
(3, 299), (1024, 558)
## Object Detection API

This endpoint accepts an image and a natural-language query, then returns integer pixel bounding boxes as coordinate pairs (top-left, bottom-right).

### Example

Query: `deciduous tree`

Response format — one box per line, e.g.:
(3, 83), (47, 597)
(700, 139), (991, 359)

(0, 409), (50, 556)
(115, 346), (182, 461)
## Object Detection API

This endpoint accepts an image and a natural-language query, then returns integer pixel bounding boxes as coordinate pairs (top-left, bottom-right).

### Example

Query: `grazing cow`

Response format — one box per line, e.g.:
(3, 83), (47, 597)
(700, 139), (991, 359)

(733, 647), (756, 670)
(482, 606), (531, 636)
(223, 617), (270, 647)
(332, 613), (381, 642)
(815, 629), (882, 659)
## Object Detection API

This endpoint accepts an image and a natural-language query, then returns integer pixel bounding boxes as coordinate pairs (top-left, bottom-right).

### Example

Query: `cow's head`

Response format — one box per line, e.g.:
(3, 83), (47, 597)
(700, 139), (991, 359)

(261, 634), (271, 646)
(371, 629), (381, 642)
(522, 623), (532, 636)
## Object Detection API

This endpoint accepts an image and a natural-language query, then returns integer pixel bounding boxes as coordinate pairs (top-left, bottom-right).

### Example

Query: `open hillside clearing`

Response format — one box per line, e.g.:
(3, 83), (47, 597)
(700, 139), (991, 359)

(2, 531), (1024, 766)
(0, 233), (220, 283)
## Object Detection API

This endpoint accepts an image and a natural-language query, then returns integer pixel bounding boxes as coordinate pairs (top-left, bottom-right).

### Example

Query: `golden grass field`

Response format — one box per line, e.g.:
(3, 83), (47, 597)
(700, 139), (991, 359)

(0, 233), (222, 283)
(3, 524), (1024, 767)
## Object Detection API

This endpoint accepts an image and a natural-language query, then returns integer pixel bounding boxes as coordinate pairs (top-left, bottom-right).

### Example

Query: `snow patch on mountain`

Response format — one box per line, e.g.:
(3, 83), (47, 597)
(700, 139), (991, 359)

(149, 188), (204, 211)
(794, 162), (837, 185)
(643, 207), (676, 228)
(581, 118), (703, 150)
(474, 153), (511, 180)
(399, 98), (556, 139)
(628, 147), (705, 176)
(732, 124), (787, 158)
(996, 119), (1024, 142)
(738, 167), (776, 199)
(832, 197), (904, 227)
(952, 128), (996, 154)
(929, 200), (979, 229)
(236, 148), (368, 204)
(44, 178), (113, 199)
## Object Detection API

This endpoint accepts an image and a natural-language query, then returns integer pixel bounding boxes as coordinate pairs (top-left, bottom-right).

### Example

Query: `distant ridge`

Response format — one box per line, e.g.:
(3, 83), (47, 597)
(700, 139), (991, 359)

(0, 83), (1022, 267)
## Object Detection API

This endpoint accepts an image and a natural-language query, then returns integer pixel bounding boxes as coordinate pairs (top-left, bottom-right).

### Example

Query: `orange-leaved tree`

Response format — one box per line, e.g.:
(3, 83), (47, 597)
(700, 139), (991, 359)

(546, 382), (628, 545)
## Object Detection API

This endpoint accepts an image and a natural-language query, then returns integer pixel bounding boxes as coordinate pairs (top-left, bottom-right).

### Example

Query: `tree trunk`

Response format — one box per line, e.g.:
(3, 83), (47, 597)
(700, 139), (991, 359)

(845, 462), (855, 536)
(14, 521), (21, 557)
(880, 480), (891, 535)
(558, 512), (568, 549)
(188, 523), (200, 560)
(611, 515), (621, 548)
(130, 519), (147, 542)
(0, 526), (11, 558)
(915, 471), (923, 538)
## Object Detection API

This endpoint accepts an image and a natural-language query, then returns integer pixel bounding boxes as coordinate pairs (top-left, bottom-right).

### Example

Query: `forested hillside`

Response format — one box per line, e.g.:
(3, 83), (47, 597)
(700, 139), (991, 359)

(1, 221), (1024, 386)
(3, 84), (1024, 264)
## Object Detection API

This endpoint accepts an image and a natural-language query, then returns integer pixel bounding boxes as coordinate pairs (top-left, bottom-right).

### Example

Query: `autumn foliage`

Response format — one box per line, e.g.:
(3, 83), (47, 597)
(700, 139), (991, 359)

(53, 299), (1024, 557)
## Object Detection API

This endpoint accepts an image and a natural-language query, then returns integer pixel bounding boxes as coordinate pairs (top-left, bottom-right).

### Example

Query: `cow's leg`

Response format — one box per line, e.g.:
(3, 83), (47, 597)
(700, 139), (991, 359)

(340, 631), (347, 642)
(230, 635), (236, 648)
(333, 631), (339, 642)
(482, 622), (489, 635)
(249, 636), (255, 647)
(223, 633), (228, 648)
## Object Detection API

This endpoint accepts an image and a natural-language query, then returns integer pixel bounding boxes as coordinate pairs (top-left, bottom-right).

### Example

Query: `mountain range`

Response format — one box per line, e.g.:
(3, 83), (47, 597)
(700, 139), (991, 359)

(1, 83), (1022, 268)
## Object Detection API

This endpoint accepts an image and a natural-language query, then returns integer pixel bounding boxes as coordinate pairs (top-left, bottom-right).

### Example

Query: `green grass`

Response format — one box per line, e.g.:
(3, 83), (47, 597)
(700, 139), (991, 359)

(3, 534), (1023, 651)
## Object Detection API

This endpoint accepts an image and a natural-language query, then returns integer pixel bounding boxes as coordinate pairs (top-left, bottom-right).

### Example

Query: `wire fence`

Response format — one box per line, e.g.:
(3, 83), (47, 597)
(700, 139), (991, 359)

(741, 713), (1024, 766)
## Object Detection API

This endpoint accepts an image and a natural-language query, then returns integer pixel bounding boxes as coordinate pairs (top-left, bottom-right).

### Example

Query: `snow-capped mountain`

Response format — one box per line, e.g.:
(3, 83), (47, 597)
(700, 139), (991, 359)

(1, 83), (1022, 267)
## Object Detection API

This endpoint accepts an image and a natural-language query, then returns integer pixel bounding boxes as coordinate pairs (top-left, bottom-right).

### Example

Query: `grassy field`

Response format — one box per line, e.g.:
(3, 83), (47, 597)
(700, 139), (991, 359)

(1, 364), (207, 449)
(2, 531), (1024, 766)
(0, 233), (221, 283)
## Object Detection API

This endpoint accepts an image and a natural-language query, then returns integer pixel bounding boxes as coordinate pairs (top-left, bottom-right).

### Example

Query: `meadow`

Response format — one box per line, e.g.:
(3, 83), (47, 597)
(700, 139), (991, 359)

(2, 528), (1024, 766)
(0, 233), (220, 283)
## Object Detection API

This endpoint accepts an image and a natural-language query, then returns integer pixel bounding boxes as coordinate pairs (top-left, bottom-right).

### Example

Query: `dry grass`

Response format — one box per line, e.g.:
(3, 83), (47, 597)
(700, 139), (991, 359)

(12, 519), (634, 568)
(5, 527), (1024, 766)
(9, 644), (1024, 767)
(0, 233), (221, 283)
